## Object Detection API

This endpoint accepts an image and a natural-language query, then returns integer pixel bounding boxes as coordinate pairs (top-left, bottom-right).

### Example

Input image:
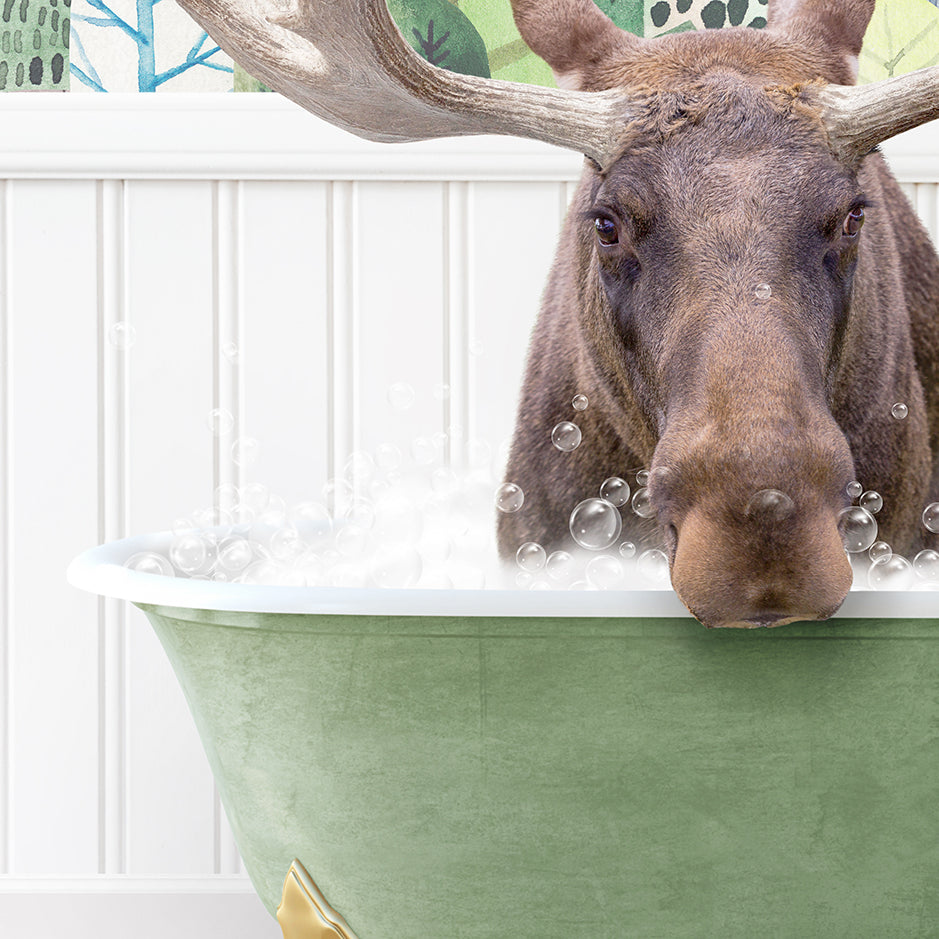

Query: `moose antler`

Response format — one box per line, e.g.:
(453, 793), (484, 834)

(818, 66), (939, 164)
(174, 0), (635, 169)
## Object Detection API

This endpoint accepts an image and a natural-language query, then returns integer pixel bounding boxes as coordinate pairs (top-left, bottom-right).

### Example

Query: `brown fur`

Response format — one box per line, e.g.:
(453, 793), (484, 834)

(498, 2), (939, 627)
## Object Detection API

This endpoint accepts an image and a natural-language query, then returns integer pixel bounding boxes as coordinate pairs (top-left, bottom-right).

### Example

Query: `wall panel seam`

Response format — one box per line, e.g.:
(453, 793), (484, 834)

(0, 179), (11, 876)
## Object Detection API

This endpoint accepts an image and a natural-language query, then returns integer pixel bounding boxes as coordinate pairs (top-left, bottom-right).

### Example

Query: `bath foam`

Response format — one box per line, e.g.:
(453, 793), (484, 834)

(129, 433), (939, 594)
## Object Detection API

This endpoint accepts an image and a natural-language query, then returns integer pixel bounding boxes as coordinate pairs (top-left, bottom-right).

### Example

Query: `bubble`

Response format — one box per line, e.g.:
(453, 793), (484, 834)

(213, 482), (240, 510)
(516, 541), (547, 572)
(636, 470), (650, 486)
(599, 476), (630, 507)
(289, 501), (333, 543)
(171, 516), (195, 536)
(411, 436), (436, 465)
(585, 554), (624, 590)
(570, 498), (623, 550)
(618, 541), (637, 560)
(370, 543), (422, 588)
(344, 450), (376, 485)
(868, 554), (914, 590)
(545, 550), (577, 585)
(375, 443), (403, 472)
(859, 490), (883, 515)
(551, 421), (582, 452)
(344, 499), (376, 531)
(335, 523), (370, 558)
(846, 480), (863, 500)
(572, 394), (589, 411)
(322, 477), (354, 514)
(169, 532), (210, 574)
(108, 321), (136, 350)
(221, 341), (241, 365)
(239, 482), (270, 515)
(923, 502), (939, 533)
(891, 402), (908, 420)
(217, 537), (254, 573)
(637, 548), (670, 583)
(270, 526), (304, 562)
(515, 570), (534, 589)
(432, 383), (451, 402)
(207, 408), (234, 436)
(745, 488), (795, 522)
(231, 436), (260, 467)
(913, 549), (939, 582)
(631, 487), (655, 518)
(868, 541), (892, 563)
(837, 506), (878, 553)
(125, 551), (174, 576)
(495, 482), (525, 514)
(754, 283), (772, 300)
(469, 339), (484, 357)
(387, 382), (416, 412)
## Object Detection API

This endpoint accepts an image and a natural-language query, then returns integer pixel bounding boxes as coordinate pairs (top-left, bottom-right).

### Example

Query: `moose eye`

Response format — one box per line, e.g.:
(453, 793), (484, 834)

(843, 206), (865, 239)
(594, 216), (619, 246)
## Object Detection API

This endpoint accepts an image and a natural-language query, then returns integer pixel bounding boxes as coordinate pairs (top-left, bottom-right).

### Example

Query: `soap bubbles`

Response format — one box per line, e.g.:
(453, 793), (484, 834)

(572, 394), (589, 411)
(231, 436), (260, 467)
(599, 476), (630, 507)
(387, 382), (416, 412)
(745, 488), (795, 522)
(859, 491), (883, 515)
(846, 480), (863, 500)
(569, 498), (622, 551)
(754, 283), (772, 300)
(618, 541), (637, 560)
(631, 487), (655, 518)
(585, 554), (623, 590)
(207, 408), (235, 437)
(837, 506), (878, 553)
(108, 321), (136, 350)
(516, 542), (547, 572)
(169, 533), (211, 575)
(868, 541), (892, 563)
(125, 551), (174, 576)
(495, 482), (525, 513)
(636, 470), (650, 486)
(551, 421), (582, 452)
(637, 548), (670, 583)
(923, 503), (939, 533)
(891, 402), (908, 420)
(221, 341), (241, 365)
(868, 554), (914, 590)
(545, 550), (577, 585)
(913, 549), (939, 583)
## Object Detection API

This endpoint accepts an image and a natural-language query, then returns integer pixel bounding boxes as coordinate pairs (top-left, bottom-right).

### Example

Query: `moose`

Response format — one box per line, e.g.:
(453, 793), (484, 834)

(176, 0), (939, 627)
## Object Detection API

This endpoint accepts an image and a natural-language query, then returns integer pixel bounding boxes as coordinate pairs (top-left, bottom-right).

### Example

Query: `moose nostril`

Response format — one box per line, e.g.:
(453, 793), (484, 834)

(744, 488), (796, 523)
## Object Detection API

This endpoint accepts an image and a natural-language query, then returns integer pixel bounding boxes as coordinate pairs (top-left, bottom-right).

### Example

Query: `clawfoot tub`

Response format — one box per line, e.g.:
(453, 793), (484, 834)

(69, 532), (939, 937)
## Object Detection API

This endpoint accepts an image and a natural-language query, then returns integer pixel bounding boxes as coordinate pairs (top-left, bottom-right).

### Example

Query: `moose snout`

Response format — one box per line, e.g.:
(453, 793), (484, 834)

(666, 500), (853, 629)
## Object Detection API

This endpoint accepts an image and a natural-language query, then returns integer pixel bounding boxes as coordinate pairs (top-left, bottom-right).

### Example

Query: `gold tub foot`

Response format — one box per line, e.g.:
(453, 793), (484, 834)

(277, 859), (359, 939)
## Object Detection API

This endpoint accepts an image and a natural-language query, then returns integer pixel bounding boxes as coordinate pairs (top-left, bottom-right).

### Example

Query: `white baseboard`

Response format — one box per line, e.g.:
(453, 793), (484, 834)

(0, 879), (282, 939)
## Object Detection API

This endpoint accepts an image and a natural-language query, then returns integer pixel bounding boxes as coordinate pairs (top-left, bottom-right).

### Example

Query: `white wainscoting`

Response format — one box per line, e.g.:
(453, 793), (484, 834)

(0, 95), (935, 938)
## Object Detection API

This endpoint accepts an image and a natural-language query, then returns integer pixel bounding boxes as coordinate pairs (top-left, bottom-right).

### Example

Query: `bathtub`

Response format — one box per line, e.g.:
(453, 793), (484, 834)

(68, 531), (939, 937)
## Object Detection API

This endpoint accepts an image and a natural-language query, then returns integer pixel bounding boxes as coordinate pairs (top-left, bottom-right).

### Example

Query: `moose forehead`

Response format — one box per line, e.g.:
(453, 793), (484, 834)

(592, 74), (863, 234)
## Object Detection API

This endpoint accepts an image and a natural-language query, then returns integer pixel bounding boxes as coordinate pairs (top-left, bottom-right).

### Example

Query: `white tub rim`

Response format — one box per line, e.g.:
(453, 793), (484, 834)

(66, 531), (939, 620)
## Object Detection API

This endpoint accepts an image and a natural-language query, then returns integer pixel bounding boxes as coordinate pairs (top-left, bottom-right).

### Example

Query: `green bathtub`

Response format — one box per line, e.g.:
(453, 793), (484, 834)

(69, 534), (939, 938)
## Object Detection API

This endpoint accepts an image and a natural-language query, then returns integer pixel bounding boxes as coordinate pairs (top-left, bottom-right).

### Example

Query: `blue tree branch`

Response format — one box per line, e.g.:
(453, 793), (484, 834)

(153, 46), (228, 86)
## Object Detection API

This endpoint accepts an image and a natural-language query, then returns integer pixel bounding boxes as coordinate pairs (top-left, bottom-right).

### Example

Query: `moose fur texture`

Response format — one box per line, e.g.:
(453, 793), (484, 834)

(498, 1), (939, 627)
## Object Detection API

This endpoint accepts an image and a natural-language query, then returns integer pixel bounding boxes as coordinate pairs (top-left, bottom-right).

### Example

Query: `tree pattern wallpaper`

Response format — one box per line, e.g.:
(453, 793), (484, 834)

(0, 0), (935, 91)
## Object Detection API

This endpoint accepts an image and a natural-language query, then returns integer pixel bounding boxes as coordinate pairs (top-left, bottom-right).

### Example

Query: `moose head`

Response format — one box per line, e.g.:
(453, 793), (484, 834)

(175, 0), (939, 627)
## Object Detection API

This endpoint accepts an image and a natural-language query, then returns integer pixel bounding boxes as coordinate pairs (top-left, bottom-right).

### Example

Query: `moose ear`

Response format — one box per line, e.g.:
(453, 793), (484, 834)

(510, 0), (638, 90)
(768, 0), (876, 83)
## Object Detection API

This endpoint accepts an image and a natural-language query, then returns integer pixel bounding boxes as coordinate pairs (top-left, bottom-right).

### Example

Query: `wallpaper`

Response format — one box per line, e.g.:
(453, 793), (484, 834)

(0, 0), (935, 92)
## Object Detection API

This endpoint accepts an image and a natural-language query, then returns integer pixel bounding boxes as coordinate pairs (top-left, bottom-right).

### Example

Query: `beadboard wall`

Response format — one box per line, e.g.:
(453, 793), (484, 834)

(0, 95), (935, 938)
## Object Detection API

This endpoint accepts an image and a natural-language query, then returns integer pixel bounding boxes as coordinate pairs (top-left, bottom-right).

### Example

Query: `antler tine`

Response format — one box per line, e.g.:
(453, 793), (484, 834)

(817, 65), (939, 164)
(174, 0), (634, 168)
